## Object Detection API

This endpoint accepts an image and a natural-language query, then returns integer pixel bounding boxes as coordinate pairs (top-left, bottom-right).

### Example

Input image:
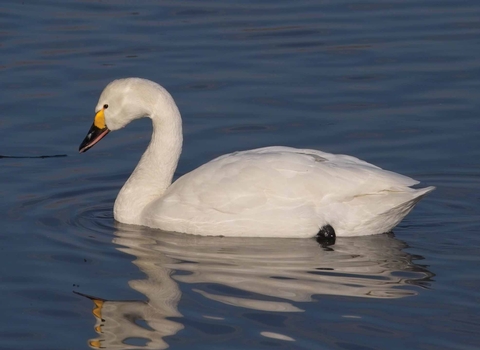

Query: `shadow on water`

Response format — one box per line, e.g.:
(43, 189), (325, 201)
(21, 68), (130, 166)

(0, 154), (67, 159)
(77, 224), (433, 349)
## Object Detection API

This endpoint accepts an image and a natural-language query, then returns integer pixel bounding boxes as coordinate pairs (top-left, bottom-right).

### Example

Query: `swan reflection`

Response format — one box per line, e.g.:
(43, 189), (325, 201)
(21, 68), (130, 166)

(83, 226), (432, 349)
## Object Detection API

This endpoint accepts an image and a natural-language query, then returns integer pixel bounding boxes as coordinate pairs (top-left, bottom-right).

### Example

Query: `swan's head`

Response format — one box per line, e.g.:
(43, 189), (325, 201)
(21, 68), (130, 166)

(79, 78), (165, 153)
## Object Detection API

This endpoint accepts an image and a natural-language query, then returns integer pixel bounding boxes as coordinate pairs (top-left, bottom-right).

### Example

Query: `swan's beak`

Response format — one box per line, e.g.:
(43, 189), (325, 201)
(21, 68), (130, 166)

(79, 109), (110, 153)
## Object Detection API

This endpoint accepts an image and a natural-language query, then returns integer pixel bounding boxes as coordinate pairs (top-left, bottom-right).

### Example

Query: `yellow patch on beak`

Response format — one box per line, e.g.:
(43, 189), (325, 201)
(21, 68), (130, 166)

(94, 109), (106, 129)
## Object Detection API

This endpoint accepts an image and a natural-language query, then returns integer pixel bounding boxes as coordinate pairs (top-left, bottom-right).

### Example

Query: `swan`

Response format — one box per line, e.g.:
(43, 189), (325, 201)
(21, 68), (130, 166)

(79, 78), (434, 238)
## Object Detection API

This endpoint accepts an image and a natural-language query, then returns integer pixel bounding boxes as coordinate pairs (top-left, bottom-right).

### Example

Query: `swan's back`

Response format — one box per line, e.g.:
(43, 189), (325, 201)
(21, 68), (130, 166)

(142, 147), (433, 237)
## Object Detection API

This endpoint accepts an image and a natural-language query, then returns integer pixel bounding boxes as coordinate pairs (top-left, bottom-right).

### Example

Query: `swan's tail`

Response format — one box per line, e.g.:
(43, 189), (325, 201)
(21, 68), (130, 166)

(395, 186), (435, 211)
(335, 186), (435, 236)
(372, 186), (435, 234)
(408, 186), (436, 203)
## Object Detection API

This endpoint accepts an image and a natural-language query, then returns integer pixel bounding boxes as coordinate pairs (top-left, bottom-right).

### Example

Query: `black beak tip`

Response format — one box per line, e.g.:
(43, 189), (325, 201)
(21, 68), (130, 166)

(78, 137), (92, 153)
(79, 124), (110, 154)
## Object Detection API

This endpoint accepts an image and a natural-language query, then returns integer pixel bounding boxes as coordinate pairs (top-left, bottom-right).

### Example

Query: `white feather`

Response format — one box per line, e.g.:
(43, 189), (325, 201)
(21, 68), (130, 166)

(85, 78), (434, 237)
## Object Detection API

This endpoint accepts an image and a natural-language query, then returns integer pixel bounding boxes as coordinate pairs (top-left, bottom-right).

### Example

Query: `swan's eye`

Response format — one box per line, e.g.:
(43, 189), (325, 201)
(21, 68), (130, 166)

(103, 104), (109, 109)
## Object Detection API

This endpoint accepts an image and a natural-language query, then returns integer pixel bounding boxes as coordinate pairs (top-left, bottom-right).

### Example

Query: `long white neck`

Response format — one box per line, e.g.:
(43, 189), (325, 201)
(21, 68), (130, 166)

(113, 94), (183, 225)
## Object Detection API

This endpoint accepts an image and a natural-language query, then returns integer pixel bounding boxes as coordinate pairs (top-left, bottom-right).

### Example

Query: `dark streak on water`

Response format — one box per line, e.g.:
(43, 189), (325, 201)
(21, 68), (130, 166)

(0, 154), (67, 159)
(1, 0), (479, 349)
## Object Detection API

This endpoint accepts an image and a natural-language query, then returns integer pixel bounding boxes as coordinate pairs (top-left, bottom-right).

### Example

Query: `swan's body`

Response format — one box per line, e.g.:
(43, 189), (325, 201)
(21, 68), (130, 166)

(79, 78), (434, 238)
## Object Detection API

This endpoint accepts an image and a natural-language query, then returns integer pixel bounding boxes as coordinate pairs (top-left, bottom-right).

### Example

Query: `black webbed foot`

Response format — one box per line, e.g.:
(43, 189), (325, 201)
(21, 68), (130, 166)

(316, 224), (336, 246)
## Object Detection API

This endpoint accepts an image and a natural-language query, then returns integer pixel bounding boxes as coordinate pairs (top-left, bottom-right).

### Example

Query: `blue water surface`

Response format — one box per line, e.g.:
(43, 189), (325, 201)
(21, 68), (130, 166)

(1, 0), (479, 349)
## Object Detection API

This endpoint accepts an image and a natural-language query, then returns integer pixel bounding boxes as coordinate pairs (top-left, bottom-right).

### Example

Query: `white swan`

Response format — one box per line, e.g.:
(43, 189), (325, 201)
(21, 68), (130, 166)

(79, 78), (434, 238)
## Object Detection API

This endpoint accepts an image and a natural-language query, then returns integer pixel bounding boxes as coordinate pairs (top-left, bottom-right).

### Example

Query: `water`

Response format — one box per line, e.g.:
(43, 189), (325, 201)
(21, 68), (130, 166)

(1, 0), (479, 349)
